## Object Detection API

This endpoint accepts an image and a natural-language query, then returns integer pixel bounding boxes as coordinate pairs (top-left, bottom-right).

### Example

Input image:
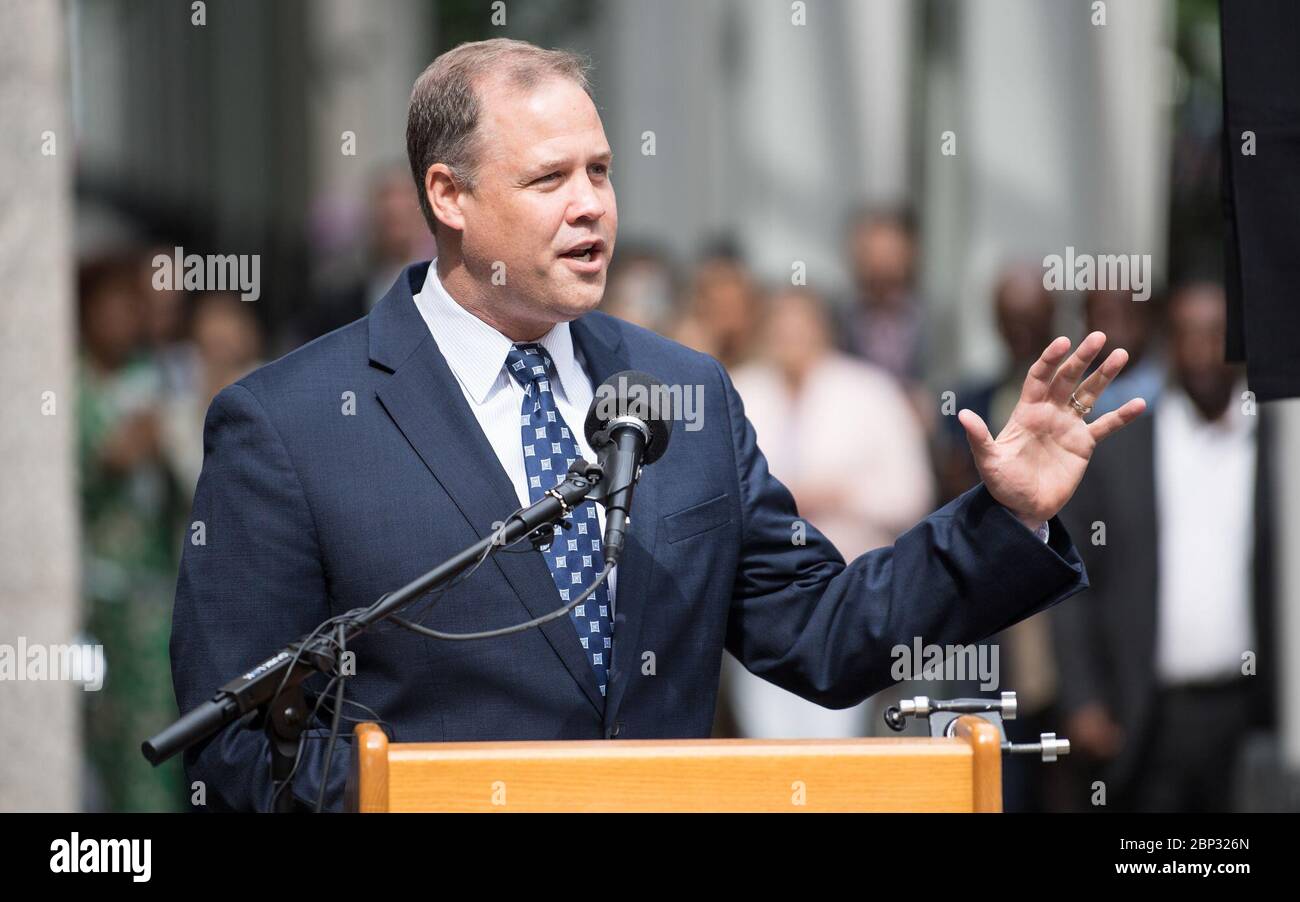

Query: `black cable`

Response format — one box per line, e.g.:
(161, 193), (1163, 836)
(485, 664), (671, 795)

(264, 614), (347, 814)
(308, 507), (553, 812)
(373, 515), (517, 631)
(268, 670), (341, 813)
(260, 494), (584, 812)
(315, 622), (348, 813)
(313, 696), (395, 736)
(262, 506), (529, 811)
(390, 562), (614, 641)
(260, 529), (484, 812)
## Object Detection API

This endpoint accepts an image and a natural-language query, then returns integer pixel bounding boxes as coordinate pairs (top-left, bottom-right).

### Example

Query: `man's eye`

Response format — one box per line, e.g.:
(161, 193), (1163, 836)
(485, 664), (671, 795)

(591, 164), (609, 176)
(536, 172), (561, 184)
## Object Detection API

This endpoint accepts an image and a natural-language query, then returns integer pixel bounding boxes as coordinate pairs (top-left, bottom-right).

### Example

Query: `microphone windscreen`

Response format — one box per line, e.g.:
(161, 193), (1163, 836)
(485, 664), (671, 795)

(584, 370), (674, 465)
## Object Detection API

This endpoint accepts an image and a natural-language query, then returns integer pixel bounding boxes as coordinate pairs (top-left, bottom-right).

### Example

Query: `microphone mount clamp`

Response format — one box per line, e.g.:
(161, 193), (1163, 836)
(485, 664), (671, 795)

(883, 691), (1070, 763)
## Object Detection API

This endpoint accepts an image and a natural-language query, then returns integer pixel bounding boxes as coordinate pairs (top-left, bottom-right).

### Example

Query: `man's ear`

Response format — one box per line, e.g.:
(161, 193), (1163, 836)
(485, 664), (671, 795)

(425, 163), (466, 233)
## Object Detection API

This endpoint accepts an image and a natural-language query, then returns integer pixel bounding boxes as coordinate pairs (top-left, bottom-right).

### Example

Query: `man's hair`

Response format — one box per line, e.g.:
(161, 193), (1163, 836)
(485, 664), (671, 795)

(406, 38), (593, 235)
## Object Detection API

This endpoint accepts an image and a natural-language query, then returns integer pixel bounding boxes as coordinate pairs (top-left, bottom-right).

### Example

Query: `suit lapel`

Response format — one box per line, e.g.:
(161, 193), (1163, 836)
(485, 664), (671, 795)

(368, 264), (606, 717)
(570, 314), (662, 727)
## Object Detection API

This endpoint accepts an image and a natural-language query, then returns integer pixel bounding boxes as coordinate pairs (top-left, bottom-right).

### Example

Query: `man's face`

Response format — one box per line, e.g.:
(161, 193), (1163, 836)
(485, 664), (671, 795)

(1169, 285), (1239, 417)
(457, 75), (617, 333)
(1085, 289), (1150, 360)
(850, 221), (913, 308)
(766, 292), (828, 377)
(994, 273), (1055, 367)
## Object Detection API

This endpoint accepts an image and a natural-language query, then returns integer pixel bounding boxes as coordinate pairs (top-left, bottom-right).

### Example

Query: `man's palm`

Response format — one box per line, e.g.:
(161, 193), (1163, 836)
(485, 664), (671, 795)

(958, 332), (1147, 525)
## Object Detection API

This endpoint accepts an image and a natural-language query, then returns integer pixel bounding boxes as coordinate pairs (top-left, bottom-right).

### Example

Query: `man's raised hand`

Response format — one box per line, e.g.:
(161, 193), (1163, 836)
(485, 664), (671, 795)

(956, 331), (1147, 527)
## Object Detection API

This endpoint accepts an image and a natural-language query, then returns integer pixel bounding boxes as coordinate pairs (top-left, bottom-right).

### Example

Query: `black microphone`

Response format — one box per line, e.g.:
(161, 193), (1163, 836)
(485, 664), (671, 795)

(584, 371), (674, 565)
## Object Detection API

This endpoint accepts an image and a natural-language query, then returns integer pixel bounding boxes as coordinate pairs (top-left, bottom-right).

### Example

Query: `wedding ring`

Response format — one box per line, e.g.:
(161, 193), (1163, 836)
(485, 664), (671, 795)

(1069, 391), (1093, 416)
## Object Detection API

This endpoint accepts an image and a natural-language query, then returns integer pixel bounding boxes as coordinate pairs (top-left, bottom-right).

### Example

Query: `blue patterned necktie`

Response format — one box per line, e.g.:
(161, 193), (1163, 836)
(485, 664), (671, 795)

(504, 343), (613, 702)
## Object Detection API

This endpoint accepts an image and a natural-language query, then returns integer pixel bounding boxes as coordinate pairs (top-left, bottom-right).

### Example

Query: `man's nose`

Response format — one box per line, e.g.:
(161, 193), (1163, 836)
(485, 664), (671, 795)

(566, 173), (606, 222)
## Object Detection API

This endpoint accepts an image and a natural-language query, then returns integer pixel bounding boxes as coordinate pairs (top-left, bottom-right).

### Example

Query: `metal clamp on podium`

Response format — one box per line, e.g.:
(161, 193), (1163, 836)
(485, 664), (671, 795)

(884, 690), (1071, 763)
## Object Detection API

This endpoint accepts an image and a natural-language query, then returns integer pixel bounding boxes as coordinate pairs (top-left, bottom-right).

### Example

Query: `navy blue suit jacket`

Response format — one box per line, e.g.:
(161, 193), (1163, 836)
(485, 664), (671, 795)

(170, 262), (1089, 811)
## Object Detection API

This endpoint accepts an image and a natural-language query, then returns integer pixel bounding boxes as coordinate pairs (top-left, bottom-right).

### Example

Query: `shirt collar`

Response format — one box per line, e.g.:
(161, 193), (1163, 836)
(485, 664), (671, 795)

(413, 258), (584, 405)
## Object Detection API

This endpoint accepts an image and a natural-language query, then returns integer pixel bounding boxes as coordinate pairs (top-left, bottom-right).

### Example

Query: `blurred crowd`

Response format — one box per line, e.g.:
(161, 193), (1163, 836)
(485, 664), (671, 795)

(76, 252), (264, 811)
(77, 170), (1275, 813)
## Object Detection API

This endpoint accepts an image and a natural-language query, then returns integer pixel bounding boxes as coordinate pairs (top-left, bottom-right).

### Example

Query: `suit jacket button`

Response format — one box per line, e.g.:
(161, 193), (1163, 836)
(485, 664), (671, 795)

(607, 722), (622, 738)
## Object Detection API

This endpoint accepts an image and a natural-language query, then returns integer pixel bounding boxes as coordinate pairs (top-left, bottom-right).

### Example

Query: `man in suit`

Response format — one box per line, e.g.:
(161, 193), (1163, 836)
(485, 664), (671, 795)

(170, 38), (1147, 811)
(1053, 282), (1276, 811)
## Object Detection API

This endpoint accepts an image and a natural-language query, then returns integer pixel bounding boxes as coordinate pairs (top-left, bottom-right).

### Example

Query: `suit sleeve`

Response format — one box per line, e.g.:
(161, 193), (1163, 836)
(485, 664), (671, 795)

(715, 359), (1090, 708)
(170, 382), (351, 812)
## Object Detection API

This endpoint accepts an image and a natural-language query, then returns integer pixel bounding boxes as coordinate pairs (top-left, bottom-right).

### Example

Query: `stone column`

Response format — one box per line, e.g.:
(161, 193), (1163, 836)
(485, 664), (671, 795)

(0, 0), (82, 812)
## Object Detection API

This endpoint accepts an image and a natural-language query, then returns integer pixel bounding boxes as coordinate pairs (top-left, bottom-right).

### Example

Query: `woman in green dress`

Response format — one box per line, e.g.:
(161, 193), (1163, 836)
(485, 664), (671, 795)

(77, 260), (188, 812)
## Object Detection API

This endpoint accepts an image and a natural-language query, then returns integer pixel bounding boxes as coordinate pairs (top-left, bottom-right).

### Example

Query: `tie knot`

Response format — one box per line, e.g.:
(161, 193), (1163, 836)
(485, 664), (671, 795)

(505, 343), (554, 392)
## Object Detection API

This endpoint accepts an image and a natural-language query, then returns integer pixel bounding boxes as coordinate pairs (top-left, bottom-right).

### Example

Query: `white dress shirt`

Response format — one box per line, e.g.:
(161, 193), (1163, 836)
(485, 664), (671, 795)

(412, 259), (616, 610)
(1154, 383), (1257, 684)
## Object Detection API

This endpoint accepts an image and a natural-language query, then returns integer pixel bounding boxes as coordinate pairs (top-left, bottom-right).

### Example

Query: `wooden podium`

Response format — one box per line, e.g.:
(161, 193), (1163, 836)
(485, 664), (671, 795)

(347, 716), (1003, 812)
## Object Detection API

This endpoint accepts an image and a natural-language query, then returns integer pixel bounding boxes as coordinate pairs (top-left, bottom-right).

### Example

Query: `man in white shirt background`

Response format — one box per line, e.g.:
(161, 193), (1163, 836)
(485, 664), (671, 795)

(1053, 282), (1277, 812)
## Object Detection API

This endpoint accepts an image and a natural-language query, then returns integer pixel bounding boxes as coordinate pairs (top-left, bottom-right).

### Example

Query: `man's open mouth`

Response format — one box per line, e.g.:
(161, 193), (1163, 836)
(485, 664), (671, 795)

(560, 239), (605, 262)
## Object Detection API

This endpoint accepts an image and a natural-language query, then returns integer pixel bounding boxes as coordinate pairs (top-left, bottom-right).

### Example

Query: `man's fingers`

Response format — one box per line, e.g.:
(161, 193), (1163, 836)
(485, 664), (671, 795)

(1049, 330), (1108, 403)
(1021, 335), (1073, 403)
(1073, 347), (1130, 409)
(957, 408), (995, 457)
(1088, 396), (1147, 442)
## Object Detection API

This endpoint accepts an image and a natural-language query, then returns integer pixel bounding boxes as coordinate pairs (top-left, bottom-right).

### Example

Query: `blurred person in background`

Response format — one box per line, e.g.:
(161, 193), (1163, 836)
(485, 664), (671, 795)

(1082, 287), (1164, 417)
(1053, 282), (1276, 812)
(599, 241), (677, 333)
(936, 262), (1064, 811)
(295, 163), (434, 344)
(160, 292), (266, 497)
(670, 242), (760, 369)
(137, 244), (201, 400)
(77, 256), (188, 812)
(718, 286), (935, 738)
(839, 207), (925, 380)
